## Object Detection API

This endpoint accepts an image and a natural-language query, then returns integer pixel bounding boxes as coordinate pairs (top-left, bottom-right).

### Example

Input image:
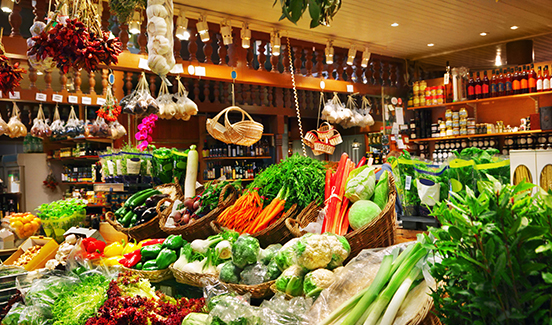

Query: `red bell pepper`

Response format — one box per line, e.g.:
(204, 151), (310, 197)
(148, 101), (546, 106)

(86, 239), (106, 254)
(82, 237), (95, 251)
(141, 239), (165, 247)
(86, 252), (102, 260)
(120, 249), (141, 268)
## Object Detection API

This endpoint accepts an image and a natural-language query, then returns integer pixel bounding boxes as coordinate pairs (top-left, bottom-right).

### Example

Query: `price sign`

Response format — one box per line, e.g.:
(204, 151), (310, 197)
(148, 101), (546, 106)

(36, 93), (47, 101)
(138, 58), (150, 70)
(96, 98), (106, 106)
(9, 91), (20, 99)
(68, 96), (78, 104)
(52, 94), (63, 102)
(170, 64), (184, 74)
(81, 97), (92, 105)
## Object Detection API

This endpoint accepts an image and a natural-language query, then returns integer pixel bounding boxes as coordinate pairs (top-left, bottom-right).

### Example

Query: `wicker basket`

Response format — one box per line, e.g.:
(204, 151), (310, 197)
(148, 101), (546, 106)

(313, 140), (335, 155)
(225, 281), (276, 299)
(317, 122), (334, 140)
(122, 265), (173, 283)
(269, 284), (294, 300)
(328, 130), (343, 146)
(207, 106), (264, 146)
(159, 184), (239, 241)
(155, 182), (184, 201)
(170, 265), (218, 287)
(210, 204), (298, 247)
(303, 131), (318, 147)
(285, 175), (397, 262)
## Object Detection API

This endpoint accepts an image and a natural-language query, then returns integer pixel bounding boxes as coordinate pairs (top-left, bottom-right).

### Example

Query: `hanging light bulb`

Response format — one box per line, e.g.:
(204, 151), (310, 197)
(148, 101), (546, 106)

(220, 20), (233, 45)
(241, 22), (251, 49)
(271, 30), (281, 56)
(175, 13), (190, 41)
(197, 15), (210, 43)
(129, 11), (141, 34)
(361, 47), (371, 68)
(1, 0), (14, 13)
(347, 45), (357, 65)
(325, 40), (334, 65)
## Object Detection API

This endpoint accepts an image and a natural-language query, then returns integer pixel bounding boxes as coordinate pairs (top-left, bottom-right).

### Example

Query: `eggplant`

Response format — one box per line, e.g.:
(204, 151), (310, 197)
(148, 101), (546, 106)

(139, 207), (157, 224)
(145, 194), (169, 208)
(133, 205), (148, 219)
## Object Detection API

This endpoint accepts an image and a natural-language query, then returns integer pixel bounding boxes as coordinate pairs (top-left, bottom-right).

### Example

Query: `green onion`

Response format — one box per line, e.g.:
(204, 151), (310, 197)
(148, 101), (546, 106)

(379, 266), (422, 325)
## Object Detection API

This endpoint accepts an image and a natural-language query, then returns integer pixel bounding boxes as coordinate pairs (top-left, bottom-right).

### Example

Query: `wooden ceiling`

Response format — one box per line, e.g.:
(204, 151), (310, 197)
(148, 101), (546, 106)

(174, 0), (552, 68)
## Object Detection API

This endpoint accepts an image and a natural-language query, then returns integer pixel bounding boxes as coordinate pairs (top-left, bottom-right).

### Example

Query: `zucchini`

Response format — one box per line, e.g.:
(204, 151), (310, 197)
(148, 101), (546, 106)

(124, 189), (156, 208)
(129, 190), (161, 209)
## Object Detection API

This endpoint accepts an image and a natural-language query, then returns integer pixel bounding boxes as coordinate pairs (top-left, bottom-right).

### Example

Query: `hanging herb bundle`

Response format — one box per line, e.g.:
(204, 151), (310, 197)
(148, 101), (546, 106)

(109, 0), (146, 24)
(27, 0), (122, 73)
(0, 32), (26, 95)
(274, 0), (342, 28)
(97, 84), (121, 122)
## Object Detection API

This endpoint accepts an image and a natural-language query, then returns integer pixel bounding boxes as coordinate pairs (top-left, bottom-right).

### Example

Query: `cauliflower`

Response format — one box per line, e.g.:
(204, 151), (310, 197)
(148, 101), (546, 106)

(296, 234), (331, 270)
(274, 238), (299, 271)
(274, 265), (305, 297)
(259, 243), (282, 265)
(324, 233), (351, 269)
(303, 268), (336, 298)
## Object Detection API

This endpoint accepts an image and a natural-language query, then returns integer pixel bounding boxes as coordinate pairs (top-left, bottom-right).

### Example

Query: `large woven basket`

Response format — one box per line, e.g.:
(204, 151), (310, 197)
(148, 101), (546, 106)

(285, 175), (397, 262)
(159, 184), (240, 241)
(225, 280), (275, 299)
(210, 204), (298, 247)
(170, 265), (218, 287)
(122, 265), (173, 283)
(207, 106), (263, 146)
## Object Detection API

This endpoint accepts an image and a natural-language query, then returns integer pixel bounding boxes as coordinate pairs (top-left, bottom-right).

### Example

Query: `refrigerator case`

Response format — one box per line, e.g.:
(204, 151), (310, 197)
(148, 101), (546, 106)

(16, 153), (63, 213)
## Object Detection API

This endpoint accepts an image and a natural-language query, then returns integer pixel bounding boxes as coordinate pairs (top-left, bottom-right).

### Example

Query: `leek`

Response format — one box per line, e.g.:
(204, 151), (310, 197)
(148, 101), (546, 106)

(362, 248), (428, 325)
(378, 266), (422, 325)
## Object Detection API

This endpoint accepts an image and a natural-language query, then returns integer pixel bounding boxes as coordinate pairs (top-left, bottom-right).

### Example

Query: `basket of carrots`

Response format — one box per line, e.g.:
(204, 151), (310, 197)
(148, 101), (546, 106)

(210, 154), (326, 247)
(159, 183), (240, 241)
(286, 154), (397, 261)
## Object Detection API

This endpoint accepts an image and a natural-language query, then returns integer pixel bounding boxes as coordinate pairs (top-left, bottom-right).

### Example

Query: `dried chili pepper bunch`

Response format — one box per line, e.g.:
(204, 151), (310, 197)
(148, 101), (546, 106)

(97, 84), (122, 122)
(43, 173), (58, 191)
(0, 56), (26, 95)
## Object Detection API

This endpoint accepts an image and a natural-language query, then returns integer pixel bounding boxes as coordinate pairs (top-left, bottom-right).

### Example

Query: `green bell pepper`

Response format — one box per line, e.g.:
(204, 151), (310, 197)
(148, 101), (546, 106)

(142, 260), (159, 270)
(134, 262), (143, 270)
(156, 248), (177, 269)
(141, 244), (163, 261)
(162, 235), (185, 250)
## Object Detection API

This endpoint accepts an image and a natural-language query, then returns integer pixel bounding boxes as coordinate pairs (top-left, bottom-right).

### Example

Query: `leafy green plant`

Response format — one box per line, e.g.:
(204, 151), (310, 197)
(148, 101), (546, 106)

(273, 0), (342, 28)
(429, 178), (552, 324)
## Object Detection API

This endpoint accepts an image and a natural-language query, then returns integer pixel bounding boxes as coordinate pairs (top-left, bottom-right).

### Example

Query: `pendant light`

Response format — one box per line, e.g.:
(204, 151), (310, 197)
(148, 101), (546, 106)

(347, 45), (356, 65)
(129, 11), (141, 35)
(175, 13), (190, 41)
(1, 0), (14, 13)
(325, 40), (334, 65)
(361, 47), (371, 67)
(220, 20), (233, 45)
(271, 30), (281, 56)
(197, 15), (210, 43)
(241, 22), (251, 49)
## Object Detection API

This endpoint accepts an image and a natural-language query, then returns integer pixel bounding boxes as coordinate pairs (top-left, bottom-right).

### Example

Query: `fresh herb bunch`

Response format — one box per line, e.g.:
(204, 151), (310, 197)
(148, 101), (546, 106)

(273, 0), (342, 28)
(430, 178), (552, 324)
(389, 151), (422, 213)
(109, 0), (147, 24)
(248, 154), (326, 210)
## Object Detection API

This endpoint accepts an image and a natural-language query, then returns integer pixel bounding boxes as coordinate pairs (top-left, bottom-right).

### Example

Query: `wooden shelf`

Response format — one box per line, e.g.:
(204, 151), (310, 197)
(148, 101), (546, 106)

(412, 130), (544, 142)
(203, 156), (272, 161)
(61, 182), (103, 185)
(48, 137), (113, 144)
(48, 155), (100, 162)
(204, 178), (255, 182)
(407, 90), (552, 110)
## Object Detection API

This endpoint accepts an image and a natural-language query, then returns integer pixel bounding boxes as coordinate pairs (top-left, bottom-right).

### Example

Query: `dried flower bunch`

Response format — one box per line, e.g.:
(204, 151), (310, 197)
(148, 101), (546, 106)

(0, 32), (26, 95)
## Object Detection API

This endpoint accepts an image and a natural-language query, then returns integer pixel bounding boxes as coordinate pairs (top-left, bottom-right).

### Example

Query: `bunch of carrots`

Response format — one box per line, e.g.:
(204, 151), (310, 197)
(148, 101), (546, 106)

(322, 153), (369, 235)
(216, 187), (289, 234)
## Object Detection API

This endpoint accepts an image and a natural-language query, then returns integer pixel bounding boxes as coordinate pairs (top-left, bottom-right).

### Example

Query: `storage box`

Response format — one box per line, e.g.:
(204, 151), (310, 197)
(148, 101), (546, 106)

(0, 229), (14, 249)
(64, 227), (105, 243)
(4, 236), (59, 271)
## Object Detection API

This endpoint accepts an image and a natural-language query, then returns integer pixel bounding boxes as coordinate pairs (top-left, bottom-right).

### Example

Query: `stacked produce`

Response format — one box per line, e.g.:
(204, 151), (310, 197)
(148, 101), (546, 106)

(36, 199), (86, 242)
(272, 232), (350, 297)
(6, 212), (41, 239)
(45, 234), (79, 270)
(11, 246), (41, 267)
(118, 236), (184, 271)
(112, 189), (168, 228)
(322, 153), (389, 235)
(98, 238), (148, 267)
(216, 154), (326, 234)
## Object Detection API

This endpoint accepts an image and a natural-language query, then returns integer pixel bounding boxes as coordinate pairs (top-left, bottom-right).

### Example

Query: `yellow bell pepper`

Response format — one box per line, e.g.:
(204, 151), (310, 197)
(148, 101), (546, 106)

(122, 241), (142, 255)
(101, 256), (123, 266)
(104, 241), (124, 257)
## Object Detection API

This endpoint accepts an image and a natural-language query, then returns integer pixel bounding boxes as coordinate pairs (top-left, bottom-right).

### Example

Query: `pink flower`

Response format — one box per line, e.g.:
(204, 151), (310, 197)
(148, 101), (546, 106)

(137, 141), (148, 151)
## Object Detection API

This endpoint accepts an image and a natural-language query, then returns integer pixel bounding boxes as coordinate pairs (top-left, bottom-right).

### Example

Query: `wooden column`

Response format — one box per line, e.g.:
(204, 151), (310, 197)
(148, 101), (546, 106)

(217, 33), (227, 66)
(89, 71), (96, 95)
(305, 47), (313, 77)
(33, 0), (46, 22)
(119, 23), (130, 52)
(138, 11), (147, 55)
(188, 25), (198, 61)
(9, 1), (22, 37)
(203, 32), (213, 64)
(258, 40), (267, 71)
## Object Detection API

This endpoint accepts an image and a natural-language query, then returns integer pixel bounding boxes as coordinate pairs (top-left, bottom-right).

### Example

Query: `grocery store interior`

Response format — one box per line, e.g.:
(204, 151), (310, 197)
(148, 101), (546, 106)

(0, 0), (550, 324)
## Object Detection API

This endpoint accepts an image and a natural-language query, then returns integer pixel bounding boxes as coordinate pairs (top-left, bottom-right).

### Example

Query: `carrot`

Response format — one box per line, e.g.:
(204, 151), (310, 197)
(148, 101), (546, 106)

(252, 199), (286, 233)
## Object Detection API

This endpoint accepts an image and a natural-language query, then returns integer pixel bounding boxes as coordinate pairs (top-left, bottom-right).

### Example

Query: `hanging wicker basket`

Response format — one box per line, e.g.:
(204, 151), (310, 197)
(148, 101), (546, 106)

(206, 106), (263, 146)
(316, 122), (334, 140)
(313, 140), (335, 155)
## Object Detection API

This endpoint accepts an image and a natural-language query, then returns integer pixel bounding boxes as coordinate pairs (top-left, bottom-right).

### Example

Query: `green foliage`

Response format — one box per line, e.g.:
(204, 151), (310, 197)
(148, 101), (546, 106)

(429, 180), (552, 324)
(109, 0), (147, 24)
(272, 0), (342, 28)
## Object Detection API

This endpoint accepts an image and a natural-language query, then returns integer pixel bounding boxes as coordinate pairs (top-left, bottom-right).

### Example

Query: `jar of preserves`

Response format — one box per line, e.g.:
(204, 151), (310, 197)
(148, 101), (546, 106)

(445, 109), (453, 119)
(413, 81), (420, 96)
(459, 107), (468, 118)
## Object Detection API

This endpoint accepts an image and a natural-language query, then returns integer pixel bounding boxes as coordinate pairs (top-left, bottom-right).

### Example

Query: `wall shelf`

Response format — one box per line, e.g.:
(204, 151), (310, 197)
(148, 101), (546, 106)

(412, 130), (544, 143)
(48, 155), (100, 162)
(203, 156), (272, 161)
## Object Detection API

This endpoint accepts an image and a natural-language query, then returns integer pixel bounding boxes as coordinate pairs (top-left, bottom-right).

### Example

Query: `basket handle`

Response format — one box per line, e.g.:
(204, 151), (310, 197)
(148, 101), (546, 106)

(319, 121), (333, 130)
(208, 106), (230, 125)
(223, 106), (255, 125)
(218, 183), (237, 205)
(156, 197), (174, 215)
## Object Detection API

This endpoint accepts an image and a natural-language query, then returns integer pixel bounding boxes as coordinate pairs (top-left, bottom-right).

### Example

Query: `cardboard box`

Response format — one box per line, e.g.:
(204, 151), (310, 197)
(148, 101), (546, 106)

(4, 236), (59, 271)
(63, 227), (105, 243)
(0, 229), (14, 249)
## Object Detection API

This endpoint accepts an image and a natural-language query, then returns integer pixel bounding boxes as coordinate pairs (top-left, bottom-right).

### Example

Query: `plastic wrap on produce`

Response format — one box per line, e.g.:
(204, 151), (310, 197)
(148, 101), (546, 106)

(306, 242), (436, 325)
(259, 293), (313, 325)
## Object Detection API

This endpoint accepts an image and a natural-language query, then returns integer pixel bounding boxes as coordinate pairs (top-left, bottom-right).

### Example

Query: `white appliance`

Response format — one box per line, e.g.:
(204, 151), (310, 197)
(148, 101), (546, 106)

(17, 153), (63, 212)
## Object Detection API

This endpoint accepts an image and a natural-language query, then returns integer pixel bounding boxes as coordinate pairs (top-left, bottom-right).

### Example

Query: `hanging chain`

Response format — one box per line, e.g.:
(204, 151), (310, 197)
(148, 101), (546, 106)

(287, 37), (307, 156)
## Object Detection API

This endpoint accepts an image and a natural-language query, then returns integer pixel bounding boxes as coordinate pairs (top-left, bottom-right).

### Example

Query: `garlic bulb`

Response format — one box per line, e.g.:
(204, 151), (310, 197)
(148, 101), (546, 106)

(147, 0), (175, 76)
(151, 35), (171, 55)
(147, 17), (167, 36)
(146, 4), (168, 18)
(183, 98), (198, 115)
(148, 54), (170, 76)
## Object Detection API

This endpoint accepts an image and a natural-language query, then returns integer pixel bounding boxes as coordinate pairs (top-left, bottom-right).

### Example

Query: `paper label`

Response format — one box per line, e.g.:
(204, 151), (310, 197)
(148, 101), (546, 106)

(444, 72), (450, 85)
(35, 93), (47, 101)
(347, 84), (354, 93)
(391, 122), (399, 135)
(52, 94), (63, 102)
(127, 159), (141, 175)
(107, 160), (115, 175)
(116, 159), (123, 175)
(139, 58), (151, 71)
(0, 91), (2, 97)
(9, 92), (20, 99)
(195, 66), (206, 76)
(170, 64), (184, 74)
(81, 97), (92, 105)
(395, 107), (404, 125)
(367, 157), (374, 166)
(68, 96), (78, 104)
(96, 98), (106, 106)
(396, 139), (406, 149)
(405, 176), (412, 190)
(146, 160), (152, 176)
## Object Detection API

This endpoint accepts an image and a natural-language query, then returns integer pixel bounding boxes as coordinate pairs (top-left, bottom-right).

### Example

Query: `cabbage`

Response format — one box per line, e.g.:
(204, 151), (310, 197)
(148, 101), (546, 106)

(344, 165), (376, 202)
(348, 200), (382, 230)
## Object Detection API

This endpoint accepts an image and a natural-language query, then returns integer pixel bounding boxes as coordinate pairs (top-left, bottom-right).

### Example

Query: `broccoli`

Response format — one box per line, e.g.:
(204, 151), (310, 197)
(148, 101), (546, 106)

(259, 244), (282, 265)
(296, 233), (332, 270)
(274, 238), (299, 271)
(274, 265), (305, 297)
(219, 261), (242, 284)
(239, 262), (268, 285)
(324, 233), (351, 269)
(265, 259), (282, 281)
(303, 268), (336, 298)
(231, 235), (261, 268)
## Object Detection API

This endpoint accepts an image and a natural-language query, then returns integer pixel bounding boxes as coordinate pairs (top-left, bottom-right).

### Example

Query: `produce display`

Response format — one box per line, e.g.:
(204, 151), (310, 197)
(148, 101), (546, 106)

(7, 212), (41, 239)
(36, 199), (86, 242)
(112, 188), (168, 228)
(216, 154), (326, 234)
(119, 236), (183, 270)
(45, 234), (78, 270)
(12, 245), (41, 267)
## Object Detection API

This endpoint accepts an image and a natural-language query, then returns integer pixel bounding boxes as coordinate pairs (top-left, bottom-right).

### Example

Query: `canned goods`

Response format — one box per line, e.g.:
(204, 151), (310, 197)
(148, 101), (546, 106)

(460, 118), (467, 127)
(445, 109), (452, 119)
(408, 98), (413, 107)
(446, 119), (453, 127)
(460, 127), (467, 135)
(420, 96), (426, 105)
(432, 96), (438, 106)
(459, 107), (468, 118)
(446, 129), (453, 136)
(453, 120), (459, 128)
(431, 123), (439, 132)
(467, 118), (476, 127)
(437, 95), (444, 105)
(452, 112), (459, 120)
(430, 87), (437, 97)
(413, 81), (420, 96)
(420, 80), (427, 92)
(453, 128), (460, 136)
(436, 86), (444, 95)
(413, 96), (420, 107)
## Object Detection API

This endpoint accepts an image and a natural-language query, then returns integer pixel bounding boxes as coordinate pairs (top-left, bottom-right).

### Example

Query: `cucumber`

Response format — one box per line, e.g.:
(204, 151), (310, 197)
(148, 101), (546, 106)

(129, 190), (161, 209)
(124, 189), (156, 208)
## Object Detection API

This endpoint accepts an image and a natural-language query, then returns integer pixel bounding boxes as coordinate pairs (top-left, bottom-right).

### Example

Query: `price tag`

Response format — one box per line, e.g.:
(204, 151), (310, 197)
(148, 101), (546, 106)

(138, 58), (151, 70)
(391, 122), (399, 135)
(347, 84), (354, 93)
(96, 98), (106, 106)
(367, 157), (374, 166)
(444, 72), (450, 85)
(52, 94), (63, 102)
(81, 97), (92, 105)
(405, 176), (412, 190)
(396, 107), (404, 125)
(68, 96), (78, 104)
(170, 64), (184, 74)
(396, 139), (406, 149)
(36, 93), (47, 101)
(195, 66), (206, 77)
(9, 91), (20, 99)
